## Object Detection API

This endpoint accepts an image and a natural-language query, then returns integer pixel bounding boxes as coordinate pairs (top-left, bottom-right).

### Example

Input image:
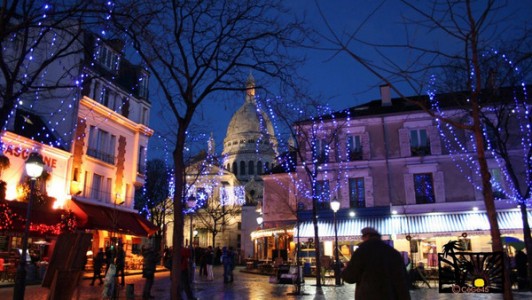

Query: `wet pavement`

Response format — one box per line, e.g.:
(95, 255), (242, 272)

(1, 266), (531, 299)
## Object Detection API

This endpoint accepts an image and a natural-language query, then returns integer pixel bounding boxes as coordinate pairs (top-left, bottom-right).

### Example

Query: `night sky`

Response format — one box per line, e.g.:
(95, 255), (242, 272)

(147, 0), (532, 161)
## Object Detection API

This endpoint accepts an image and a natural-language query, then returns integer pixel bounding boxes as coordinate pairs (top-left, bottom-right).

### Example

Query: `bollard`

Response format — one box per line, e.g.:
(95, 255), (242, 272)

(126, 283), (134, 299)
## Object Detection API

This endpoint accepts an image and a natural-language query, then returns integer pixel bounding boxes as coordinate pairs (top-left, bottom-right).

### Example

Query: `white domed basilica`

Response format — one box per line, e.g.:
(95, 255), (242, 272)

(222, 74), (278, 205)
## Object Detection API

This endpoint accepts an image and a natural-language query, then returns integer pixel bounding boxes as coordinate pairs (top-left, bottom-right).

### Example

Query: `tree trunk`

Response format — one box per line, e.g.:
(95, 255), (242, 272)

(171, 130), (187, 300)
(519, 203), (532, 290)
(311, 194), (322, 287)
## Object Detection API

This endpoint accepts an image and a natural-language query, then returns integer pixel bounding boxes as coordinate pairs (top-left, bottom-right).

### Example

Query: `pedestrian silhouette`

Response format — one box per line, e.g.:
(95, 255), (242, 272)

(341, 227), (410, 300)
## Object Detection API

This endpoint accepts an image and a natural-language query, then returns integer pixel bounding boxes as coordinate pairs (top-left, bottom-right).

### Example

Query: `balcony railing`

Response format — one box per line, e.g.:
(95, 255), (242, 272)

(87, 148), (115, 165)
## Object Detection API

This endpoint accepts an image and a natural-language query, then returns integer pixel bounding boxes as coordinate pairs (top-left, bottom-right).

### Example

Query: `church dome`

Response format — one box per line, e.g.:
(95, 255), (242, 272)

(223, 75), (277, 154)
(225, 101), (275, 139)
(222, 75), (278, 183)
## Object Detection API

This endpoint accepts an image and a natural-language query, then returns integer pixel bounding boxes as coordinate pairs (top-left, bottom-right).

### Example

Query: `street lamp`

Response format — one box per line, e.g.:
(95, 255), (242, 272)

(256, 215), (264, 228)
(330, 197), (342, 286)
(186, 195), (196, 283)
(14, 152), (44, 300)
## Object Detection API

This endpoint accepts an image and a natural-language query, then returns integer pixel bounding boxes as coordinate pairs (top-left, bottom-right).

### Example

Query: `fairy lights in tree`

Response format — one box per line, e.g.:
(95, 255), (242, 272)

(430, 49), (531, 207)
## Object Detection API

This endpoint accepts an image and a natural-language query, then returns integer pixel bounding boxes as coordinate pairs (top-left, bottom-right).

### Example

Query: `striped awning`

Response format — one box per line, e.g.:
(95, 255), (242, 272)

(294, 209), (530, 240)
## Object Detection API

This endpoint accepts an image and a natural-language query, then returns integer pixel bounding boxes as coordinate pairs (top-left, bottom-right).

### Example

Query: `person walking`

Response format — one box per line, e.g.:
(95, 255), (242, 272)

(221, 246), (235, 283)
(180, 246), (196, 299)
(141, 245), (160, 299)
(115, 243), (126, 286)
(90, 248), (105, 286)
(205, 246), (214, 281)
(341, 227), (410, 300)
(198, 248), (207, 278)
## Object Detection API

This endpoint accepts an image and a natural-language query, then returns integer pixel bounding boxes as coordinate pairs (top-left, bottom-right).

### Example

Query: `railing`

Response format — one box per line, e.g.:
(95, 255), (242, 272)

(87, 148), (115, 165)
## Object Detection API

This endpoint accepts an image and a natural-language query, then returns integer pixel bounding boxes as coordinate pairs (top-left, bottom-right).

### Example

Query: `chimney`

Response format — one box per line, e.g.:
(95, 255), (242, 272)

(380, 84), (392, 106)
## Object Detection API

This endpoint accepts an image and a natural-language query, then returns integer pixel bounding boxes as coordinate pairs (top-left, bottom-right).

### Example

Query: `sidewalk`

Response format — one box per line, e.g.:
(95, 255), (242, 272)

(1, 266), (531, 299)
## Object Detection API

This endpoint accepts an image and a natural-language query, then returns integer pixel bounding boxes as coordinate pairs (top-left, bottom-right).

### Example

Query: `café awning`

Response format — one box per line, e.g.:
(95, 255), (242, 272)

(295, 209), (530, 240)
(70, 198), (158, 236)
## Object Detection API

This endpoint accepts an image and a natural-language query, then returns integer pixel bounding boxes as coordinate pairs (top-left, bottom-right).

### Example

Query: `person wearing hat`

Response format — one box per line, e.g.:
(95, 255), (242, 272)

(341, 227), (410, 300)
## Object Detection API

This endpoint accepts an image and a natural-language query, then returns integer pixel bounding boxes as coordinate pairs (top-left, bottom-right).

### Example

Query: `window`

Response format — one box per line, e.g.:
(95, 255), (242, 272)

(91, 173), (103, 200)
(121, 97), (130, 118)
(257, 162), (263, 175)
(97, 45), (119, 71)
(232, 162), (238, 175)
(414, 173), (435, 204)
(490, 168), (505, 199)
(87, 126), (116, 164)
(410, 129), (430, 156)
(138, 146), (146, 174)
(141, 107), (149, 125)
(138, 73), (148, 98)
(240, 161), (246, 175)
(315, 180), (330, 208)
(265, 162), (270, 172)
(248, 161), (254, 175)
(313, 139), (329, 163)
(101, 87), (110, 107)
(347, 135), (362, 161)
(349, 178), (365, 208)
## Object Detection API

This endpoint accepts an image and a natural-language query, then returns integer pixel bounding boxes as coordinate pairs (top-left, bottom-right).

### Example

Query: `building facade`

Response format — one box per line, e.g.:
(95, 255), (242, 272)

(256, 85), (530, 268)
(0, 29), (155, 270)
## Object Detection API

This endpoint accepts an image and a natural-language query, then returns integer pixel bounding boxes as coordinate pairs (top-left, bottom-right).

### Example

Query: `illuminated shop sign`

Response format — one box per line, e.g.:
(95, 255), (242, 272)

(3, 146), (58, 168)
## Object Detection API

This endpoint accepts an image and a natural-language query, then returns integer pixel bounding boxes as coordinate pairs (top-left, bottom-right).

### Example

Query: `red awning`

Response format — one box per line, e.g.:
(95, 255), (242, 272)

(70, 198), (157, 236)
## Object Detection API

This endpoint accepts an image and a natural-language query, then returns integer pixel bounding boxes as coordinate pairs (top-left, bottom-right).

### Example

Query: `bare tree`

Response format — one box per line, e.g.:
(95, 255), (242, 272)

(262, 96), (352, 289)
(194, 198), (242, 248)
(134, 159), (171, 251)
(315, 0), (530, 297)
(108, 1), (306, 297)
(0, 1), (98, 130)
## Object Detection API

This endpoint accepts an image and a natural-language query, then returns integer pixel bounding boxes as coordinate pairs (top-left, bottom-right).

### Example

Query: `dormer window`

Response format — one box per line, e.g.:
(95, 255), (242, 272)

(97, 45), (119, 72)
(138, 72), (148, 98)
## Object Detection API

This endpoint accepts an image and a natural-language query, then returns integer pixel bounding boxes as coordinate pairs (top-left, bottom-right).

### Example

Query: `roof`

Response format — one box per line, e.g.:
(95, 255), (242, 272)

(294, 209), (530, 240)
(13, 109), (66, 150)
(70, 198), (157, 236)
(297, 85), (531, 124)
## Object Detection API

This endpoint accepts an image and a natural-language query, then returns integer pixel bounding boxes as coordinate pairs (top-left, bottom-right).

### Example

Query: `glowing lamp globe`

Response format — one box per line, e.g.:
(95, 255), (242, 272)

(25, 153), (44, 179)
(330, 198), (340, 213)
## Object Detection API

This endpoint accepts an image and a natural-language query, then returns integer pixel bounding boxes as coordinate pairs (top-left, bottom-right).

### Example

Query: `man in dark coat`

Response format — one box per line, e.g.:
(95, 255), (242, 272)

(341, 227), (410, 300)
(115, 243), (126, 286)
(142, 245), (160, 299)
(90, 248), (105, 285)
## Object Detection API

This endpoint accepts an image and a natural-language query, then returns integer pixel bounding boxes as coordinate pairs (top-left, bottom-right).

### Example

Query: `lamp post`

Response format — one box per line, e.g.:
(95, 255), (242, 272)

(13, 152), (44, 300)
(256, 215), (263, 260)
(186, 195), (196, 283)
(330, 198), (341, 286)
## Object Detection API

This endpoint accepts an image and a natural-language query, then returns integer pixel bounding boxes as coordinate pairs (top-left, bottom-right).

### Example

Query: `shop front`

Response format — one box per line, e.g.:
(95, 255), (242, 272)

(295, 209), (529, 271)
(0, 199), (71, 283)
(69, 198), (158, 272)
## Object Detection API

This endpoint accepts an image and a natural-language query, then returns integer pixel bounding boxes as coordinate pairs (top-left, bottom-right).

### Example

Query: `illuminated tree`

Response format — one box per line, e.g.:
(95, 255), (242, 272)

(261, 96), (352, 288)
(135, 159), (171, 249)
(0, 1), (97, 131)
(108, 1), (306, 297)
(316, 1), (530, 296)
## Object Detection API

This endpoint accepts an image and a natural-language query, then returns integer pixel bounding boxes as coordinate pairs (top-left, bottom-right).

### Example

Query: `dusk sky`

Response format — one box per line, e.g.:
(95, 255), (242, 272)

(147, 1), (532, 160)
